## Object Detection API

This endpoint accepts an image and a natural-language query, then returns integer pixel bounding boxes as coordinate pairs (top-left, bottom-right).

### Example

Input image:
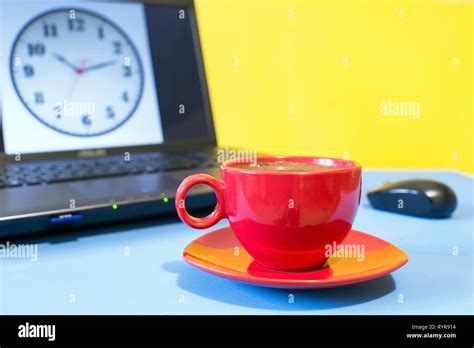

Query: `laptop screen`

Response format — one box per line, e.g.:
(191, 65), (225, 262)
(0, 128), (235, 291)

(0, 0), (214, 155)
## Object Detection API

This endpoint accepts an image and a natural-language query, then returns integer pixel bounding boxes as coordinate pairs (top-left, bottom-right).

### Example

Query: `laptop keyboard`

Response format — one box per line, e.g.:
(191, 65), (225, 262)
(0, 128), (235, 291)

(0, 151), (217, 188)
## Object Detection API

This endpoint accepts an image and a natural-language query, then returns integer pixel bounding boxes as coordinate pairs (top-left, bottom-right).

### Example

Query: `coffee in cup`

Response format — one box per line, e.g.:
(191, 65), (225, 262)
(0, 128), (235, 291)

(234, 160), (336, 172)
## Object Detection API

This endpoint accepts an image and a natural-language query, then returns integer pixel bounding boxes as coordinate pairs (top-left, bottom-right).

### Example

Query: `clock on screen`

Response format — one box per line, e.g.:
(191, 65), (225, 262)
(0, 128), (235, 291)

(10, 8), (144, 137)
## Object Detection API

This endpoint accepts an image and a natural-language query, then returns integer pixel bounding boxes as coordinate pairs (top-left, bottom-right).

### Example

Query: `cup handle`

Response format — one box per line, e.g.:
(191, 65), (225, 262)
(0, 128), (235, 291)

(175, 174), (226, 229)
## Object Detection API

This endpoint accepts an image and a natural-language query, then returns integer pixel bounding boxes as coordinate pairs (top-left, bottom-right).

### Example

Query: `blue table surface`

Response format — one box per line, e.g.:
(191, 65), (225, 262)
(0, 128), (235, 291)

(0, 170), (472, 315)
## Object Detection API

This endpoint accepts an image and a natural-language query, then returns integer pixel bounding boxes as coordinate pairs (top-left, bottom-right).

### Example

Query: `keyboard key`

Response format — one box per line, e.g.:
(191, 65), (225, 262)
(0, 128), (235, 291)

(24, 177), (42, 185)
(5, 178), (22, 187)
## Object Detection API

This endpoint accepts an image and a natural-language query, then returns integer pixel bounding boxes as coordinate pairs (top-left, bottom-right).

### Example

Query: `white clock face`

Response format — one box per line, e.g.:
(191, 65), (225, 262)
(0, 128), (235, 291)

(10, 8), (144, 137)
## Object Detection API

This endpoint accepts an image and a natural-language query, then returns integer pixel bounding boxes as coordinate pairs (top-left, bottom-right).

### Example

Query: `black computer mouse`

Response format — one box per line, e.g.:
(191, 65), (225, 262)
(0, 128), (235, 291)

(367, 179), (457, 218)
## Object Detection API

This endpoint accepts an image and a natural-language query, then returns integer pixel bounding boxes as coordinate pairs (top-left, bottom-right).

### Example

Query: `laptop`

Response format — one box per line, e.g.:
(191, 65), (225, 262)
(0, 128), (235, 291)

(0, 0), (220, 238)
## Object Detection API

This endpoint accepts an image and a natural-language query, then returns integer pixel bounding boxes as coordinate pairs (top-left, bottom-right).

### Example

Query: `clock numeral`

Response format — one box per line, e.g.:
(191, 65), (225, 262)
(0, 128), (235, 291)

(54, 104), (61, 119)
(122, 91), (129, 103)
(106, 106), (115, 118)
(112, 41), (122, 55)
(43, 23), (58, 37)
(68, 17), (85, 32)
(28, 43), (46, 57)
(34, 92), (44, 104)
(82, 115), (92, 126)
(123, 65), (131, 77)
(98, 26), (104, 40)
(23, 65), (34, 78)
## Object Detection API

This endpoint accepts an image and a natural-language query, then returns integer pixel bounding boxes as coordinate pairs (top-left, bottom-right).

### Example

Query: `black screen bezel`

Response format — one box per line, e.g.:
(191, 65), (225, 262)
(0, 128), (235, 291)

(0, 0), (215, 163)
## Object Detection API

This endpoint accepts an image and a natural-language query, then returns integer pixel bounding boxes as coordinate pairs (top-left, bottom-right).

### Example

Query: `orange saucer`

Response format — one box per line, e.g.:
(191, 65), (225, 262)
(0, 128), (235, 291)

(183, 227), (408, 289)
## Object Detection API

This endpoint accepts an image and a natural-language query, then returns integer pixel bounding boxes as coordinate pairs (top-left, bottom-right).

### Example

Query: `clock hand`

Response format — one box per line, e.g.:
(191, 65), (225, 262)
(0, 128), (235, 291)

(82, 60), (118, 74)
(67, 59), (87, 99)
(52, 53), (78, 72)
(76, 59), (87, 75)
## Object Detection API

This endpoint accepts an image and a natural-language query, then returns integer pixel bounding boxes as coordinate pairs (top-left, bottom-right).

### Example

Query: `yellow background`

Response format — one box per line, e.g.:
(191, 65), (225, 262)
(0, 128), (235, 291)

(195, 0), (473, 174)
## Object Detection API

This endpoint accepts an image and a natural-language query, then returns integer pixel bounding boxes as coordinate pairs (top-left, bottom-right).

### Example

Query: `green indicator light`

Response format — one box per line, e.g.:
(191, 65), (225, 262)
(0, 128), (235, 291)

(112, 203), (118, 210)
(163, 197), (169, 203)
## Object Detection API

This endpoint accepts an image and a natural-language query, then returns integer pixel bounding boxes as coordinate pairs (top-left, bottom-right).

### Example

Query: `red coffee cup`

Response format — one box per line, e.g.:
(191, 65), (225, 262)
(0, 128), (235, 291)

(176, 156), (362, 271)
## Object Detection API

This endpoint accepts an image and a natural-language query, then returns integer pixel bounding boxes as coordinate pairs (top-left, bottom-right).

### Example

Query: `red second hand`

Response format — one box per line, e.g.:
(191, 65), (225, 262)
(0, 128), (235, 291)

(76, 59), (87, 75)
(67, 59), (87, 100)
